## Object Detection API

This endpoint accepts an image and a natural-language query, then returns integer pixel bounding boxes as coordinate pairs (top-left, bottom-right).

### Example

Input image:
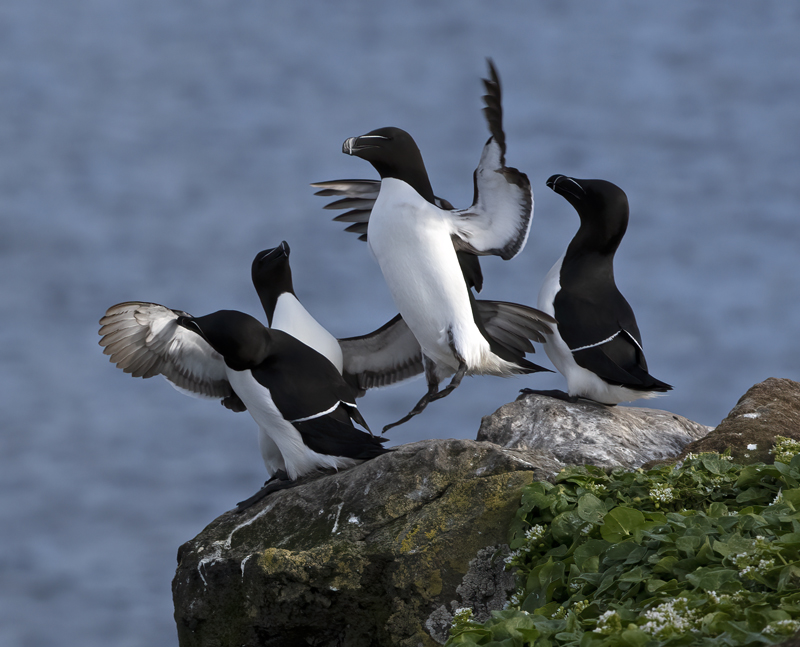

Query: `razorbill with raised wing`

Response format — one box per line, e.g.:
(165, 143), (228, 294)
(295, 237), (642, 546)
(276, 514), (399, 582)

(99, 303), (388, 509)
(522, 175), (672, 404)
(337, 61), (554, 429)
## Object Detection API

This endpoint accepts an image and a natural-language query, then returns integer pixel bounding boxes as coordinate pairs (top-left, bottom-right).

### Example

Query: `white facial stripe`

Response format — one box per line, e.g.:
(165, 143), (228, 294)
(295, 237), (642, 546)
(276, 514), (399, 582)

(571, 330), (620, 353)
(289, 401), (341, 424)
(358, 135), (389, 140)
(564, 177), (585, 194)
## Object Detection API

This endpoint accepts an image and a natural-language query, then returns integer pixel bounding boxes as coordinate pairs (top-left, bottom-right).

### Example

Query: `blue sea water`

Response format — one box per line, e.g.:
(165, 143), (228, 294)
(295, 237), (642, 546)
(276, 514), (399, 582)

(1, 2), (799, 645)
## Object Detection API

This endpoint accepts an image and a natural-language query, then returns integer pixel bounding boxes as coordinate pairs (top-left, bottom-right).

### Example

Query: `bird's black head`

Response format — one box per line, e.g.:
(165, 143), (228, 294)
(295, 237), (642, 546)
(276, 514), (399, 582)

(179, 310), (271, 370)
(251, 242), (294, 325)
(547, 175), (629, 254)
(342, 127), (435, 203)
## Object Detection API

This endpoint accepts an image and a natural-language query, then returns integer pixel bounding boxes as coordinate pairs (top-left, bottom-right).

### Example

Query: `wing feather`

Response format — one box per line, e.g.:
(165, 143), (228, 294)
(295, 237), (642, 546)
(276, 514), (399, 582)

(99, 301), (233, 399)
(338, 314), (424, 392)
(446, 62), (532, 260)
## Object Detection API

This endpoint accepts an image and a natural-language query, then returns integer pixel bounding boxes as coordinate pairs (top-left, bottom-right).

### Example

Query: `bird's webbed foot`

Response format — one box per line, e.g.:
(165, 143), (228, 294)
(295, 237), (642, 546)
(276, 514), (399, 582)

(518, 388), (578, 403)
(235, 470), (294, 513)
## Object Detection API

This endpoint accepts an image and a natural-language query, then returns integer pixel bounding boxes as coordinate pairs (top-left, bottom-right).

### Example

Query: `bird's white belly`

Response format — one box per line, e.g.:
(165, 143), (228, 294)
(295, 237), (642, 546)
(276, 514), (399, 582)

(271, 293), (344, 372)
(226, 369), (358, 480)
(367, 180), (493, 373)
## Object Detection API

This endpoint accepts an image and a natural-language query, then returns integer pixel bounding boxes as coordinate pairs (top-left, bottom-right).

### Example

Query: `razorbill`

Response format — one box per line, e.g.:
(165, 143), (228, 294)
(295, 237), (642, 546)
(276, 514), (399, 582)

(334, 61), (555, 430)
(522, 175), (672, 404)
(252, 241), (555, 406)
(252, 241), (422, 396)
(98, 303), (388, 509)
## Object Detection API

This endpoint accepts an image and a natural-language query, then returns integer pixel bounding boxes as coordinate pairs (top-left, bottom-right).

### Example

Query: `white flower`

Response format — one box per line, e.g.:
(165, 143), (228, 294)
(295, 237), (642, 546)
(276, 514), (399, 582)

(594, 610), (622, 635)
(747, 444), (757, 450)
(764, 619), (800, 636)
(640, 598), (700, 637)
(524, 524), (546, 542)
(649, 483), (675, 504)
(451, 607), (473, 626)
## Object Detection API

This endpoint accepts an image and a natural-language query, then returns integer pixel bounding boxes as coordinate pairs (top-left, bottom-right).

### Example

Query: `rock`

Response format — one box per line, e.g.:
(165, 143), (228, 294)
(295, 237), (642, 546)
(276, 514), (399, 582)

(173, 393), (715, 645)
(172, 439), (561, 647)
(425, 545), (516, 643)
(678, 377), (800, 464)
(478, 392), (711, 469)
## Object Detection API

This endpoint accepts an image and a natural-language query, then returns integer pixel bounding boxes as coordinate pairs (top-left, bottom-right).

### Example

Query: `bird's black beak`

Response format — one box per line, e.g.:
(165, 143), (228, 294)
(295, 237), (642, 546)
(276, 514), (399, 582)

(547, 175), (586, 202)
(177, 315), (206, 341)
(256, 241), (290, 264)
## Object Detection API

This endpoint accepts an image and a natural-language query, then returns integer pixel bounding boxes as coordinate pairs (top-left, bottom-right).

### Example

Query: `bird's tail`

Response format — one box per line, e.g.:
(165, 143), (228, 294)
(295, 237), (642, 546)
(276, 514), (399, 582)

(472, 297), (557, 374)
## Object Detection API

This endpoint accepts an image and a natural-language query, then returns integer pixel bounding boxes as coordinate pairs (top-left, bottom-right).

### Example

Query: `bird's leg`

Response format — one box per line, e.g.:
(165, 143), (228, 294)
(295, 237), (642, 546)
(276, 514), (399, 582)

(382, 357), (440, 433)
(426, 328), (468, 402)
(235, 470), (294, 513)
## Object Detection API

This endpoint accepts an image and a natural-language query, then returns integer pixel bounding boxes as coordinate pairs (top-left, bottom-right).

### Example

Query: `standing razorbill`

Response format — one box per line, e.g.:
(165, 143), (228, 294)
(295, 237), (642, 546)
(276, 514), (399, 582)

(252, 241), (556, 405)
(98, 303), (387, 510)
(338, 61), (554, 430)
(522, 175), (672, 404)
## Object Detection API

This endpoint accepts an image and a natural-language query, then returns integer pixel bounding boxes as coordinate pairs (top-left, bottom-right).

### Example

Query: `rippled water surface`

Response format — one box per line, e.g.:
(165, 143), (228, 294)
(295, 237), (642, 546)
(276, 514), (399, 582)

(2, 2), (799, 645)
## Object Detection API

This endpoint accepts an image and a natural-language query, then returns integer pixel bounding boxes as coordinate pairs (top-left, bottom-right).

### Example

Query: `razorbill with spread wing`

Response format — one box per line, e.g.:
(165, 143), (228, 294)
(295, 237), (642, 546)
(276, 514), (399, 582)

(338, 61), (554, 430)
(99, 303), (388, 509)
(522, 175), (672, 404)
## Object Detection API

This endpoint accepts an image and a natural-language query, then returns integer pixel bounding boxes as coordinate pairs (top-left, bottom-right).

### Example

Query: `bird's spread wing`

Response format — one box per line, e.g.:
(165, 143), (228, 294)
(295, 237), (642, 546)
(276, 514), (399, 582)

(311, 179), (380, 241)
(98, 301), (233, 399)
(311, 178), (453, 242)
(447, 61), (532, 261)
(475, 300), (556, 355)
(338, 314), (424, 394)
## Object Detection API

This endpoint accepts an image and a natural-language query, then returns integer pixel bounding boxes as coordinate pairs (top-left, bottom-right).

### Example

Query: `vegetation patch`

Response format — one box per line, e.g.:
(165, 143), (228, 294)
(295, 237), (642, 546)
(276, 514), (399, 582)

(446, 437), (800, 646)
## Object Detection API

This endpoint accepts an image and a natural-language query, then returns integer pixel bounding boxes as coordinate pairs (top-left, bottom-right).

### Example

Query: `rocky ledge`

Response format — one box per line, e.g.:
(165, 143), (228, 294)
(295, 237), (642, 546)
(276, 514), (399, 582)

(173, 378), (800, 646)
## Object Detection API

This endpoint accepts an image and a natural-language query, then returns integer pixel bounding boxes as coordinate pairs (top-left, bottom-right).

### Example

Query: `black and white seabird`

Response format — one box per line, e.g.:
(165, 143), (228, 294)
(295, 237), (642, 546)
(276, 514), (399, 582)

(324, 61), (555, 429)
(252, 241), (423, 396)
(522, 175), (672, 404)
(98, 303), (388, 509)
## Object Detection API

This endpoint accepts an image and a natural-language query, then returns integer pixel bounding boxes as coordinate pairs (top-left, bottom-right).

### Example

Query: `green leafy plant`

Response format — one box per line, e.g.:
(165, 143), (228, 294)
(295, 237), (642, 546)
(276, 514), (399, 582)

(446, 448), (800, 647)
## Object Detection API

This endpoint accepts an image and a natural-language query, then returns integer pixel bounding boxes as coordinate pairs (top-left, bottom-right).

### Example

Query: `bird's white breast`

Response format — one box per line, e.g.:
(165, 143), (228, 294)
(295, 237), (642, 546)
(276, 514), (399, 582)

(272, 293), (344, 372)
(367, 178), (493, 372)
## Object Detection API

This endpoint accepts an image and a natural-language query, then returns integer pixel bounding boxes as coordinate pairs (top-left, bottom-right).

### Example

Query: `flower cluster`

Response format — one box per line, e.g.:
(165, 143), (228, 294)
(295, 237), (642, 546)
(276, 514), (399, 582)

(640, 597), (700, 638)
(504, 524), (548, 569)
(451, 607), (473, 631)
(581, 480), (607, 497)
(764, 619), (800, 636)
(593, 609), (622, 635)
(524, 524), (546, 542)
(649, 483), (674, 505)
(773, 435), (800, 464)
(728, 535), (779, 580)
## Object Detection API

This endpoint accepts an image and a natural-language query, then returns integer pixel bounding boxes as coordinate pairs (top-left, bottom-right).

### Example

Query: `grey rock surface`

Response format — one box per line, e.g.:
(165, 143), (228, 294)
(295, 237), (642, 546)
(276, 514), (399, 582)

(478, 393), (712, 469)
(173, 395), (715, 646)
(173, 439), (559, 647)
